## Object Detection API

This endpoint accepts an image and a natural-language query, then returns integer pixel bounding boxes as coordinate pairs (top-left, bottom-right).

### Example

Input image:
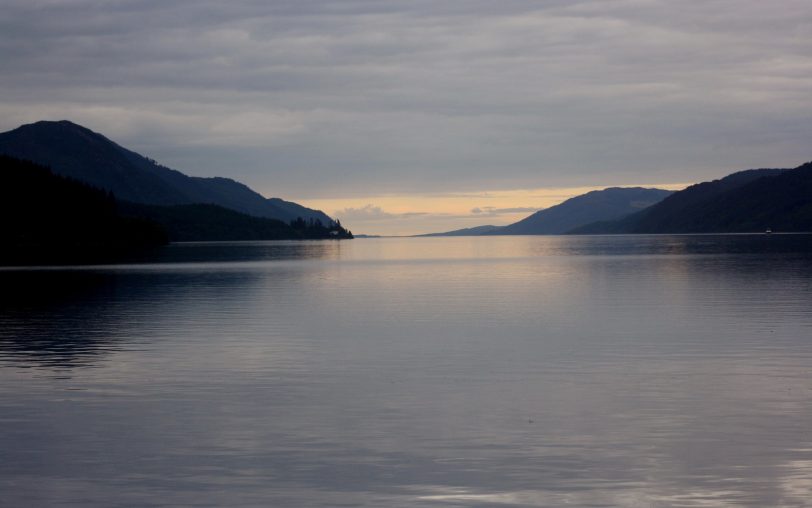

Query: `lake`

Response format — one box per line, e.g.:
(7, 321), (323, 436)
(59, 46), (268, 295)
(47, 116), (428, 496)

(1, 235), (811, 507)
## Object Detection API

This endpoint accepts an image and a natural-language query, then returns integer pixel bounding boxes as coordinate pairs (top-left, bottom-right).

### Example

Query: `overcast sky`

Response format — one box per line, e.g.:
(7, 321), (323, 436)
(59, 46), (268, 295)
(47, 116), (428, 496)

(1, 0), (810, 234)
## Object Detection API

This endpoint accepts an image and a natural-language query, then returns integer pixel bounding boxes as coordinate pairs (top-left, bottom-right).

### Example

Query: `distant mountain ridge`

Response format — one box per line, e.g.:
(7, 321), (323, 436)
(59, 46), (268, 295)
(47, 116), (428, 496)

(0, 120), (333, 224)
(573, 164), (811, 234)
(423, 187), (672, 237)
(418, 225), (501, 237)
(491, 187), (673, 235)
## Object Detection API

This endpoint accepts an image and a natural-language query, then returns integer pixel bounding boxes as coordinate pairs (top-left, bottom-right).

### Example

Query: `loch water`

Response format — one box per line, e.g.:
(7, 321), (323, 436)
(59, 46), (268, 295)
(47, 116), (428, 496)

(1, 235), (812, 507)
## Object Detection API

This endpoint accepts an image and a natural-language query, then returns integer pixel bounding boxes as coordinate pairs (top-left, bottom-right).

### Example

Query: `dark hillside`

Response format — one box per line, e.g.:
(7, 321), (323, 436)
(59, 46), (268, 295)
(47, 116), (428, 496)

(0, 155), (167, 264)
(119, 202), (353, 241)
(0, 120), (334, 224)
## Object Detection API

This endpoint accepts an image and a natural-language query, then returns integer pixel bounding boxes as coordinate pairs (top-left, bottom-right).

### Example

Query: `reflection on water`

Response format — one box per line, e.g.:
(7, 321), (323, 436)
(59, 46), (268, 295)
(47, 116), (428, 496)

(140, 239), (346, 264)
(1, 235), (812, 507)
(0, 270), (268, 369)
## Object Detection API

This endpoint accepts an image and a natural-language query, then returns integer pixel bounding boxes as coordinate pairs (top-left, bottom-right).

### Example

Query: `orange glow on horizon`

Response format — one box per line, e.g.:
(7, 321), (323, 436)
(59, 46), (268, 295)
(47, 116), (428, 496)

(296, 182), (691, 236)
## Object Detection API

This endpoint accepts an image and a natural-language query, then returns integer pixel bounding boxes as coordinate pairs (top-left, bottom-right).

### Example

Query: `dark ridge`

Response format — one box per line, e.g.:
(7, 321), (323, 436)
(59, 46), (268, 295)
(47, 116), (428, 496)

(119, 202), (353, 242)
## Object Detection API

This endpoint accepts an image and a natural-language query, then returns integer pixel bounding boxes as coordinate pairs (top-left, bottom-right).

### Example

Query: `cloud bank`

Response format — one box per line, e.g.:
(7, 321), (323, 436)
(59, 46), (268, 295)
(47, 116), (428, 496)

(1, 0), (810, 199)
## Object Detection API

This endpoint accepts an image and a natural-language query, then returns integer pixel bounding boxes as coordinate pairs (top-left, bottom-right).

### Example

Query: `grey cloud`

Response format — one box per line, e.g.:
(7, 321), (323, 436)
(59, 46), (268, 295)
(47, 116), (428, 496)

(335, 204), (509, 223)
(334, 204), (429, 221)
(471, 206), (543, 216)
(338, 204), (541, 223)
(1, 1), (810, 197)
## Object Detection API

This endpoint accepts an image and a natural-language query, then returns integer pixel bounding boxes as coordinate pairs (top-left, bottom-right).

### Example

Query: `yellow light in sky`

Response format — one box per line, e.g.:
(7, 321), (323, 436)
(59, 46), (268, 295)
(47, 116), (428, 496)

(297, 182), (690, 236)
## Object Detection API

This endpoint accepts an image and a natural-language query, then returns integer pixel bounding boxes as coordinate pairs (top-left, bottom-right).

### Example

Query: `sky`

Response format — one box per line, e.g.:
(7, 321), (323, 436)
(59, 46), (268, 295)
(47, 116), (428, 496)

(1, 0), (810, 235)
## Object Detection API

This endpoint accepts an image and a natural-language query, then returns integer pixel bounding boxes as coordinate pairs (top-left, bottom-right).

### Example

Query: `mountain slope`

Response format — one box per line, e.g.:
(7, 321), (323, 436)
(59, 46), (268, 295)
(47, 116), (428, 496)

(492, 187), (673, 235)
(0, 120), (333, 224)
(421, 187), (672, 237)
(572, 165), (806, 234)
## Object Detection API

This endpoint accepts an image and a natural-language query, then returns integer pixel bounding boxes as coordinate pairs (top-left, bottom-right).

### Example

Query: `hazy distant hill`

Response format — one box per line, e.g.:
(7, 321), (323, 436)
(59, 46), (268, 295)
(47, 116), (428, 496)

(0, 120), (333, 224)
(492, 187), (673, 235)
(418, 225), (501, 237)
(423, 187), (672, 237)
(0, 155), (166, 264)
(572, 165), (811, 234)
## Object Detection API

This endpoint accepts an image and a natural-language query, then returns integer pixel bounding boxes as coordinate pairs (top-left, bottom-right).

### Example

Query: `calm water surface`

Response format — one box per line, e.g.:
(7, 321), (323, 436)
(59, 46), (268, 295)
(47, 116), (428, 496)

(1, 235), (812, 507)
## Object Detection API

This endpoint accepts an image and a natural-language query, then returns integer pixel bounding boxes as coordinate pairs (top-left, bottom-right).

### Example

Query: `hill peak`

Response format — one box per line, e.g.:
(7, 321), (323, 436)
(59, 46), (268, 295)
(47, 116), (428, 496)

(8, 119), (116, 150)
(20, 119), (97, 134)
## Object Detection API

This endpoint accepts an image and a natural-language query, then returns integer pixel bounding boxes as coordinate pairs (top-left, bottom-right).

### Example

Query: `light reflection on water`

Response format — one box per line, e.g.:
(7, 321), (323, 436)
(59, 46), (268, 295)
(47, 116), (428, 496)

(1, 235), (811, 507)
